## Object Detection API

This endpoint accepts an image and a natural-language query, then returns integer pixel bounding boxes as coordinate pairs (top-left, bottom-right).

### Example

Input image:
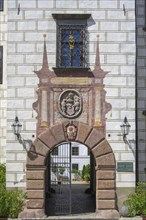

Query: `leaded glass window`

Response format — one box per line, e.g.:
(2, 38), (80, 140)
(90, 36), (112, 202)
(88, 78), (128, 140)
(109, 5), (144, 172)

(57, 24), (87, 68)
(0, 0), (3, 11)
(0, 46), (3, 84)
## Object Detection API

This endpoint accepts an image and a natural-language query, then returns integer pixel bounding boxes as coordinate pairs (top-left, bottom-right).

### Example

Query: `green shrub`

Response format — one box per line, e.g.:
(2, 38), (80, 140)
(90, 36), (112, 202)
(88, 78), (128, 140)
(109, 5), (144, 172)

(82, 164), (90, 181)
(0, 163), (6, 189)
(124, 182), (146, 217)
(8, 189), (26, 218)
(0, 163), (26, 218)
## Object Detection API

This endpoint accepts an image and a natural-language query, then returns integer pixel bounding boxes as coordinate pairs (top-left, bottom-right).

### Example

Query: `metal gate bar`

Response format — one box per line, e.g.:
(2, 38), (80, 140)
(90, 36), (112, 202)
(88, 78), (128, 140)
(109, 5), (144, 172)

(49, 142), (72, 215)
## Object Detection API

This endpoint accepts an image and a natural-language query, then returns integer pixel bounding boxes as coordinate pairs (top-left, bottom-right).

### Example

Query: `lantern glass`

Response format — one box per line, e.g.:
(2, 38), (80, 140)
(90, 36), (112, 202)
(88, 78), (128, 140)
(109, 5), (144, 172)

(11, 116), (22, 135)
(120, 117), (131, 136)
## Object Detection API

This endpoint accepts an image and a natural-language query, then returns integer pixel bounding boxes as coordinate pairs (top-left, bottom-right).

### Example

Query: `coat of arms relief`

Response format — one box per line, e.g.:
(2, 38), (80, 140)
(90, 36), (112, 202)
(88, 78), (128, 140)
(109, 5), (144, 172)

(58, 90), (82, 119)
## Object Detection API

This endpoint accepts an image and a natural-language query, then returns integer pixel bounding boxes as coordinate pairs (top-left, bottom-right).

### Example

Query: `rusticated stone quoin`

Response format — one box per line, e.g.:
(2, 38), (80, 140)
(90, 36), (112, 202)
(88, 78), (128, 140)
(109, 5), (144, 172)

(27, 199), (44, 209)
(27, 180), (44, 189)
(26, 170), (45, 180)
(27, 190), (44, 199)
(97, 190), (116, 199)
(97, 170), (115, 180)
(97, 180), (115, 189)
(98, 200), (115, 209)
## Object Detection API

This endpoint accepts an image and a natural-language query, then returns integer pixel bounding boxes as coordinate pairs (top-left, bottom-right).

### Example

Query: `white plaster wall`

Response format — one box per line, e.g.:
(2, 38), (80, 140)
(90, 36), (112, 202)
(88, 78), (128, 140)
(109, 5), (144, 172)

(7, 0), (136, 188)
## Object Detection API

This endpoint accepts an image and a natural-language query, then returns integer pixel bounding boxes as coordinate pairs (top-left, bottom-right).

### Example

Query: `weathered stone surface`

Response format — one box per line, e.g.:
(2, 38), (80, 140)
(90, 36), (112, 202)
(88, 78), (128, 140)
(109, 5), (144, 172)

(97, 180), (115, 189)
(51, 123), (65, 143)
(32, 139), (50, 156)
(92, 139), (112, 158)
(96, 153), (116, 167)
(27, 180), (44, 189)
(26, 170), (45, 180)
(27, 190), (44, 199)
(76, 122), (92, 143)
(98, 200), (115, 209)
(38, 129), (57, 148)
(19, 208), (45, 218)
(97, 170), (115, 180)
(96, 210), (120, 219)
(27, 153), (45, 166)
(27, 199), (44, 209)
(85, 128), (104, 149)
(97, 190), (115, 199)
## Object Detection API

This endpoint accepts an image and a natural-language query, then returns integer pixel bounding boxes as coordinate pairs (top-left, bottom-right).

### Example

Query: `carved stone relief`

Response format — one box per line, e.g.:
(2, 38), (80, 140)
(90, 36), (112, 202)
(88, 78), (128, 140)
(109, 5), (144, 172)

(58, 89), (82, 119)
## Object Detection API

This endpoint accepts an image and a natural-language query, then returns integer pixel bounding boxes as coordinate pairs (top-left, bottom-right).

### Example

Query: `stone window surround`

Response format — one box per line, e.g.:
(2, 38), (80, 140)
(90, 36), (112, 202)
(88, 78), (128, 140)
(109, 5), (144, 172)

(0, 46), (3, 84)
(0, 0), (3, 11)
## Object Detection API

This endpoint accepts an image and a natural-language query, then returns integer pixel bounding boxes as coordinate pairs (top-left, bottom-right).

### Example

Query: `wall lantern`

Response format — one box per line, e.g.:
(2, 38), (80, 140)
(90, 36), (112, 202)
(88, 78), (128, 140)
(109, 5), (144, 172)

(11, 116), (22, 139)
(120, 116), (131, 144)
(12, 116), (32, 151)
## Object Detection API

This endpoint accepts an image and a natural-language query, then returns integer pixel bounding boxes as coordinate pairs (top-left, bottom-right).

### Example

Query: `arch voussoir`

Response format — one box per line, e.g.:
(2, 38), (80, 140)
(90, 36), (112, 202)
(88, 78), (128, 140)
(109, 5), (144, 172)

(38, 128), (58, 149)
(76, 122), (92, 143)
(27, 153), (46, 166)
(51, 123), (65, 144)
(31, 139), (51, 157)
(96, 152), (116, 168)
(85, 127), (104, 149)
(91, 139), (112, 159)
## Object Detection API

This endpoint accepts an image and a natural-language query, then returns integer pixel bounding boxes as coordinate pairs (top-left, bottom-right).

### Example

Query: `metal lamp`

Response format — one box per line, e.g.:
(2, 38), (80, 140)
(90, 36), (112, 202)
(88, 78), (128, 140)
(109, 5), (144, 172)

(12, 116), (32, 151)
(11, 116), (22, 138)
(120, 116), (131, 142)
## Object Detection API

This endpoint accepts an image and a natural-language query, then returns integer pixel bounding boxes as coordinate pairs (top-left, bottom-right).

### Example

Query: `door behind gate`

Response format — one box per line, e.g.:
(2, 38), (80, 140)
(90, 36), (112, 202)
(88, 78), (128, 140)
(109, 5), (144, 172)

(47, 142), (72, 215)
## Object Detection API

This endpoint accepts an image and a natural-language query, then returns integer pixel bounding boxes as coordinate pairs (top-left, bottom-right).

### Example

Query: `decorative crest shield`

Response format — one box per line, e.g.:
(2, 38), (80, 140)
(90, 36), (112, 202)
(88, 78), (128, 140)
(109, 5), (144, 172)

(58, 89), (82, 119)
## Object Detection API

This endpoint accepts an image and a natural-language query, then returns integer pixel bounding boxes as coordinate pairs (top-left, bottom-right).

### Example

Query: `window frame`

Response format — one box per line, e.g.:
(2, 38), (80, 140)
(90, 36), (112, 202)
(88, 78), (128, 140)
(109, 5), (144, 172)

(72, 163), (79, 171)
(0, 46), (3, 84)
(52, 14), (91, 73)
(0, 0), (4, 11)
(57, 22), (87, 68)
(72, 146), (79, 156)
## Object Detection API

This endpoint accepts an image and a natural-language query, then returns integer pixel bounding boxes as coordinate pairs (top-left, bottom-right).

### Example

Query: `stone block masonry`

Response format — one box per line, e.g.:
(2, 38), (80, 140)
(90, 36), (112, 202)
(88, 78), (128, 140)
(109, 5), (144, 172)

(6, 0), (135, 205)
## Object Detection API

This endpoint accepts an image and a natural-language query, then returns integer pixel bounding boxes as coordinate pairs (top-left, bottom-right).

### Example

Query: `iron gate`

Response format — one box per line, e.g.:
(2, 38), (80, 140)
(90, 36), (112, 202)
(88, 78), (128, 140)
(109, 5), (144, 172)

(48, 142), (72, 215)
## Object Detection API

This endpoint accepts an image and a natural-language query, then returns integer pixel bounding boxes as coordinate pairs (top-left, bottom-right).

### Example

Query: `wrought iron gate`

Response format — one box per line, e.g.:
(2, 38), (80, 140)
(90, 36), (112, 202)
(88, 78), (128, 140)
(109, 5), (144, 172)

(48, 142), (72, 215)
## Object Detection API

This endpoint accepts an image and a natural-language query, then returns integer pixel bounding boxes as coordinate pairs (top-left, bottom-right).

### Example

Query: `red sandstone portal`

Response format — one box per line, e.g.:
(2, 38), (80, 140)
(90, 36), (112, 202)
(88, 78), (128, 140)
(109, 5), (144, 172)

(19, 35), (120, 218)
(22, 122), (119, 219)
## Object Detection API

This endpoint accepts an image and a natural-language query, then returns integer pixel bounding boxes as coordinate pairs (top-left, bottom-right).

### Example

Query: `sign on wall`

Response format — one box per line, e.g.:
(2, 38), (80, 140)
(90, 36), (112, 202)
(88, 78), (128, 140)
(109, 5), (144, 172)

(117, 162), (133, 172)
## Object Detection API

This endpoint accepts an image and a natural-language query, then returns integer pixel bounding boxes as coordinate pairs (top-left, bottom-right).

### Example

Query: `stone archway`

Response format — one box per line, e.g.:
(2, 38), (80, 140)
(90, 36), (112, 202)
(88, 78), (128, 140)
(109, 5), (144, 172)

(24, 122), (119, 219)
